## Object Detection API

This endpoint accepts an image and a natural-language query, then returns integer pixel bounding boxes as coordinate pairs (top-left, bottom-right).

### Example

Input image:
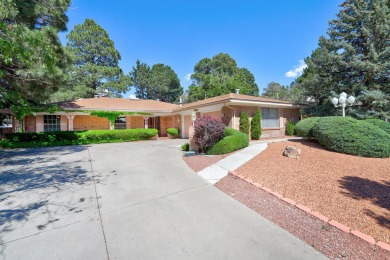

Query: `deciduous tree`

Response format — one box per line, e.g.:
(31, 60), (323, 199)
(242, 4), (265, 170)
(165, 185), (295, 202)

(187, 53), (259, 101)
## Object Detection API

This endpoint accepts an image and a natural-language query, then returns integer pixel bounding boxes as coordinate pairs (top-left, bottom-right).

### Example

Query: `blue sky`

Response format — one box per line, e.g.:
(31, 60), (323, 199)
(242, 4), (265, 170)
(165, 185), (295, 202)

(59, 0), (341, 97)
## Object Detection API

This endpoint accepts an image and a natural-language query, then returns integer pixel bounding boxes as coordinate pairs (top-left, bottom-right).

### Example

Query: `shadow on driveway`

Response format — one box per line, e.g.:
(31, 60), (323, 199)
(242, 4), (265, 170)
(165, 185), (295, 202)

(0, 146), (92, 256)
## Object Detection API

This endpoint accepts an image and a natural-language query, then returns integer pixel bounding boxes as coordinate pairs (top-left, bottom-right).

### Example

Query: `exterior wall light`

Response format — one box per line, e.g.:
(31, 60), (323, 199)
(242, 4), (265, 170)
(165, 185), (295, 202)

(331, 92), (355, 117)
(191, 111), (196, 126)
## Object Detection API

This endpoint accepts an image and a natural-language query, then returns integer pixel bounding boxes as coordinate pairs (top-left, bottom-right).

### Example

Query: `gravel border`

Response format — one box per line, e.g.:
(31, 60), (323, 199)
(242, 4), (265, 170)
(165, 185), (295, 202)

(215, 174), (390, 260)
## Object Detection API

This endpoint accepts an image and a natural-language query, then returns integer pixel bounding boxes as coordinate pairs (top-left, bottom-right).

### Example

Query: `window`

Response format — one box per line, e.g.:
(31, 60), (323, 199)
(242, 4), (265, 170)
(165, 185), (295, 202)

(44, 115), (61, 132)
(262, 108), (279, 128)
(114, 117), (126, 129)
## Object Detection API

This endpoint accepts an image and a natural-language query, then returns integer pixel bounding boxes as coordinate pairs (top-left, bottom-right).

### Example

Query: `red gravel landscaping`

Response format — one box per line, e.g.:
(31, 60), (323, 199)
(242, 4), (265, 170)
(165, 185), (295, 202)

(215, 174), (390, 260)
(182, 139), (390, 259)
(236, 140), (390, 246)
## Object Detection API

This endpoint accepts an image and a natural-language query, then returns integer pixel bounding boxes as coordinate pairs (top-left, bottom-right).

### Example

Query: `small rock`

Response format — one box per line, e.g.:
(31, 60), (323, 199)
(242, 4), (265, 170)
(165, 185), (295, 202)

(283, 146), (301, 159)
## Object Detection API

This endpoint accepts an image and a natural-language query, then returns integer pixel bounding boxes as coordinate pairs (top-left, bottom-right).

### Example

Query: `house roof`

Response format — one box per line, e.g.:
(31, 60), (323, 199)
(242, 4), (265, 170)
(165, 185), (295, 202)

(58, 97), (178, 112)
(175, 93), (294, 111)
(55, 94), (298, 115)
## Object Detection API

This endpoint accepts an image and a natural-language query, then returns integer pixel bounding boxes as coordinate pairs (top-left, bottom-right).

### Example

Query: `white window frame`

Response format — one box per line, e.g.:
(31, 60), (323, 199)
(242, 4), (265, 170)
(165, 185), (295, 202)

(262, 108), (279, 128)
(44, 115), (61, 132)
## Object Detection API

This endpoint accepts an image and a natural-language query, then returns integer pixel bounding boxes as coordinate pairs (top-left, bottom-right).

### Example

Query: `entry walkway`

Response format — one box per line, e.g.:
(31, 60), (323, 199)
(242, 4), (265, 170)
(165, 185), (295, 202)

(198, 137), (303, 184)
(0, 139), (323, 259)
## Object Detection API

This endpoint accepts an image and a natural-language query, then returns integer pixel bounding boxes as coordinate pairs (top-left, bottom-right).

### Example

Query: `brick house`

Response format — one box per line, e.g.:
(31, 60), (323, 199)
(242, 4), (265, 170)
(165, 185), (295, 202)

(5, 93), (301, 139)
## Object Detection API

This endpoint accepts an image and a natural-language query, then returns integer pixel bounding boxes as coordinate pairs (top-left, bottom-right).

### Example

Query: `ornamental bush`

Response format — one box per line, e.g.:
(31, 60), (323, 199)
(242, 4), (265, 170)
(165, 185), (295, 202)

(312, 117), (390, 158)
(193, 116), (225, 153)
(239, 112), (250, 135)
(251, 110), (262, 140)
(207, 128), (249, 155)
(181, 143), (190, 151)
(295, 117), (320, 138)
(1, 128), (158, 148)
(364, 119), (390, 135)
(285, 121), (295, 136)
(167, 128), (179, 137)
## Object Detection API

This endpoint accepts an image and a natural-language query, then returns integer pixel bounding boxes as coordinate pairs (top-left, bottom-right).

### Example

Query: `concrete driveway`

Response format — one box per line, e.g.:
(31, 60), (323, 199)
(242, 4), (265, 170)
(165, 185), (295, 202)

(0, 139), (325, 259)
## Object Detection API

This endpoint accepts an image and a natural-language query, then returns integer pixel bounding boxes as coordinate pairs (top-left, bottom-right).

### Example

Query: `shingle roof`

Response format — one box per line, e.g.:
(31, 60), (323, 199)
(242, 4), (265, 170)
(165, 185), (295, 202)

(176, 93), (294, 111)
(57, 94), (296, 113)
(58, 97), (178, 112)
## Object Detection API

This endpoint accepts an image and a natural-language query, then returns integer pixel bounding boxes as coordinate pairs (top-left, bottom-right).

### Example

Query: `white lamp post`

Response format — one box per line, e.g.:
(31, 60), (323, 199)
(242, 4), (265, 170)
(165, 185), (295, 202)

(331, 92), (355, 117)
(191, 111), (196, 126)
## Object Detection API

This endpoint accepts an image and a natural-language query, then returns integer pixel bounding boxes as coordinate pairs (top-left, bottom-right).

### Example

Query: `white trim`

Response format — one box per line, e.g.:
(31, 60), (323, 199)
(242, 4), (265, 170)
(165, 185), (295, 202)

(178, 104), (224, 116)
(227, 100), (300, 108)
(181, 115), (185, 138)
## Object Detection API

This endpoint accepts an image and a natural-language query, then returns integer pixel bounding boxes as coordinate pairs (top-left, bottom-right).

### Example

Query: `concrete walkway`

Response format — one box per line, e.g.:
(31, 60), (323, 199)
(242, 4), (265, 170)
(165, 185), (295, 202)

(198, 137), (303, 184)
(0, 139), (324, 259)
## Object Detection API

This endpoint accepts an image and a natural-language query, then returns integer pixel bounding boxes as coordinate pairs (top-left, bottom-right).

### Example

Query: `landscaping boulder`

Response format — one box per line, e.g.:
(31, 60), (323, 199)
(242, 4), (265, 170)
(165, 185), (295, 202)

(283, 146), (301, 159)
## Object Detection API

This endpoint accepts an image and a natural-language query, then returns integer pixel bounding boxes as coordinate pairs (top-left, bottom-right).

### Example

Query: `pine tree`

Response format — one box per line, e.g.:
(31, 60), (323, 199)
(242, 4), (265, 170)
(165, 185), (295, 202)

(250, 110), (262, 140)
(298, 0), (390, 119)
(0, 0), (71, 112)
(239, 112), (250, 135)
(53, 19), (130, 100)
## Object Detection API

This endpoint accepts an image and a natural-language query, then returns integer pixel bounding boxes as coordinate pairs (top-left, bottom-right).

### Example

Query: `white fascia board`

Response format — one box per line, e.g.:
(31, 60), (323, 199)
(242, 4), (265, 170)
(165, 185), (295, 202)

(227, 100), (300, 108)
(178, 104), (224, 115)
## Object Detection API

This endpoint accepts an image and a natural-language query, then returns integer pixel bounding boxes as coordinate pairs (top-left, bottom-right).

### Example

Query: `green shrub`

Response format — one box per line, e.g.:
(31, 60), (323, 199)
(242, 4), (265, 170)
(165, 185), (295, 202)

(251, 110), (262, 140)
(312, 117), (390, 158)
(285, 121), (295, 136)
(207, 128), (249, 155)
(239, 112), (250, 135)
(1, 128), (158, 148)
(78, 129), (157, 142)
(181, 143), (190, 151)
(295, 117), (320, 138)
(364, 119), (390, 135)
(167, 128), (179, 137)
(5, 131), (79, 142)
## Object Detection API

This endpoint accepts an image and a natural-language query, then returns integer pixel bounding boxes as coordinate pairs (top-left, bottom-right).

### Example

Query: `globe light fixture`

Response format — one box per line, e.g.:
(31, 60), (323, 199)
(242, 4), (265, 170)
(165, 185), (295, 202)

(331, 92), (355, 117)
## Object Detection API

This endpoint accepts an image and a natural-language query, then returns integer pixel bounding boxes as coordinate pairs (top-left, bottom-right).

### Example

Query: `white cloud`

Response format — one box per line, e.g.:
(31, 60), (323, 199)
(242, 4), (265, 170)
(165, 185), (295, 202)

(285, 60), (307, 78)
(184, 73), (192, 82)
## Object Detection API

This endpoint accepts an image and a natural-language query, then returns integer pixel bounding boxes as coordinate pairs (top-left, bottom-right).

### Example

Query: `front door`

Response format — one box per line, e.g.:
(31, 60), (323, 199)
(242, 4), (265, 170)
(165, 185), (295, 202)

(148, 117), (161, 136)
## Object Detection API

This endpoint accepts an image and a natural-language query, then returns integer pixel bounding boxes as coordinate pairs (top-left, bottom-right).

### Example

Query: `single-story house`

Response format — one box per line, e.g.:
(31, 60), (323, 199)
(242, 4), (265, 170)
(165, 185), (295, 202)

(4, 93), (301, 139)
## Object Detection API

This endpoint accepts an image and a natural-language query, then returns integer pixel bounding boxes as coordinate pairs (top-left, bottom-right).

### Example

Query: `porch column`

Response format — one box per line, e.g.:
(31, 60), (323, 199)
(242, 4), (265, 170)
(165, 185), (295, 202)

(144, 117), (149, 129)
(66, 115), (75, 131)
(181, 114), (185, 139)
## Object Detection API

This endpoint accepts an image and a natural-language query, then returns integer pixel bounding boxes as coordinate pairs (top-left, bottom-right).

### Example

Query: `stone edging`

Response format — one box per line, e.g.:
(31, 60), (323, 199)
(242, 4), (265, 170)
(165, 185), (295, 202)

(228, 171), (390, 253)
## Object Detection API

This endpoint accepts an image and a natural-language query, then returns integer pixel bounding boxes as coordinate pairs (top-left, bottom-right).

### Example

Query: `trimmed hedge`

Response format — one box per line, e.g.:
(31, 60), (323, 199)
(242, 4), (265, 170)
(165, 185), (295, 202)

(207, 128), (249, 155)
(251, 110), (262, 140)
(285, 121), (295, 136)
(364, 119), (390, 135)
(239, 112), (250, 135)
(295, 117), (320, 138)
(312, 117), (390, 158)
(1, 129), (158, 148)
(167, 128), (179, 137)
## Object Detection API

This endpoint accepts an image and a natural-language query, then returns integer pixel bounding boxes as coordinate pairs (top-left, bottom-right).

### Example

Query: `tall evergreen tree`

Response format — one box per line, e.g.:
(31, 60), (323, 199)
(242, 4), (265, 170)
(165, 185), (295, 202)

(53, 19), (130, 101)
(297, 0), (390, 119)
(129, 61), (183, 103)
(187, 53), (259, 101)
(149, 64), (183, 103)
(0, 0), (71, 114)
(130, 60), (151, 100)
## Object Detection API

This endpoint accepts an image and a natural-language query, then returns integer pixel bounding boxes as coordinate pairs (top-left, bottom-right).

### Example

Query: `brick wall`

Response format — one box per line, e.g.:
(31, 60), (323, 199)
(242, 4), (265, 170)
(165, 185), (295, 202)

(73, 115), (110, 131)
(36, 115), (44, 132)
(24, 115), (36, 132)
(160, 116), (177, 137)
(128, 116), (144, 129)
(202, 111), (222, 120)
(183, 115), (192, 139)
